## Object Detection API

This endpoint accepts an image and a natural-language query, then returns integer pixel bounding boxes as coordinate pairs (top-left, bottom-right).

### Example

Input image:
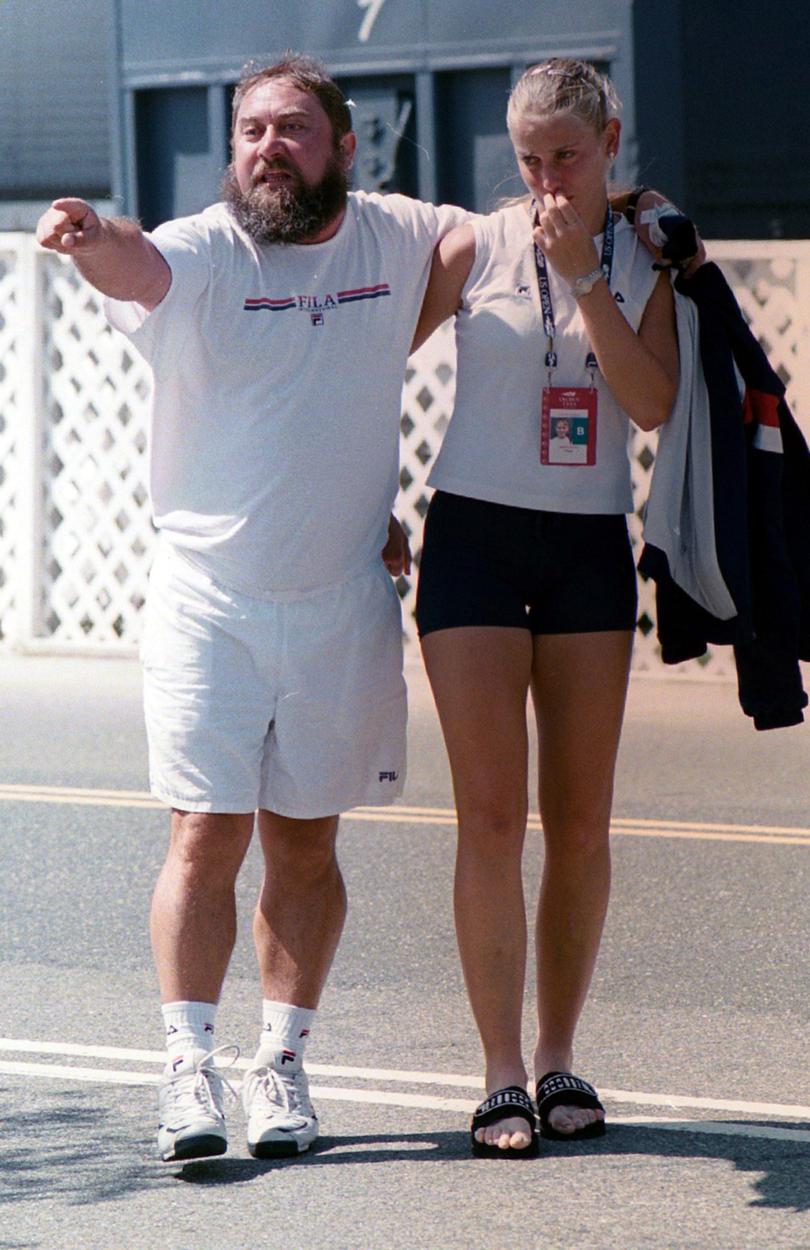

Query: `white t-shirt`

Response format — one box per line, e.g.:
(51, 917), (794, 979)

(427, 201), (661, 513)
(106, 192), (465, 597)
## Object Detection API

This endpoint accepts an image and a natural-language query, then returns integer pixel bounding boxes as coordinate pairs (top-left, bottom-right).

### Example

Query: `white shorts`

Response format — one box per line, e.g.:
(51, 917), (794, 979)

(141, 542), (407, 817)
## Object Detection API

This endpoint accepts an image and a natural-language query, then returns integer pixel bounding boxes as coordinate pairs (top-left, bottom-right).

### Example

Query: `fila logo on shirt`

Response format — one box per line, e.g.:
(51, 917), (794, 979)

(244, 283), (391, 326)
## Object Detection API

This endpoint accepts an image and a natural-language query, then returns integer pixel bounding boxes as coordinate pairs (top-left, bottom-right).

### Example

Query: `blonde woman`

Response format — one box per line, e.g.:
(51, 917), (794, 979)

(413, 60), (679, 1156)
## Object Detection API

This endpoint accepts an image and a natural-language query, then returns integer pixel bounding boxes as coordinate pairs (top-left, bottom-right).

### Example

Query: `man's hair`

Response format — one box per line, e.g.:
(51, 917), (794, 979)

(231, 52), (353, 143)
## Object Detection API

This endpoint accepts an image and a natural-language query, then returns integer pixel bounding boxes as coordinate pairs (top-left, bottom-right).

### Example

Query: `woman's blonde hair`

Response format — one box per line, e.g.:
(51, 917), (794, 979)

(507, 58), (621, 136)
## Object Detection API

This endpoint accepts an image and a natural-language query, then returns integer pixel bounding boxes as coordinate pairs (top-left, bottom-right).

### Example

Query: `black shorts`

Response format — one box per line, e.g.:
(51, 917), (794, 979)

(415, 491), (638, 638)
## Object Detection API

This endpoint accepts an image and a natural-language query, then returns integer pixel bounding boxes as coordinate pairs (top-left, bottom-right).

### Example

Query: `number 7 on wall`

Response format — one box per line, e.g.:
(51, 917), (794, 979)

(357, 0), (388, 42)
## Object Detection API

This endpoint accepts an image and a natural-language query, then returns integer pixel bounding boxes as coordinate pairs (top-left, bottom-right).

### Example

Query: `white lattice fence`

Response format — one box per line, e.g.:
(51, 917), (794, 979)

(0, 242), (22, 639)
(41, 260), (152, 642)
(1, 234), (809, 670)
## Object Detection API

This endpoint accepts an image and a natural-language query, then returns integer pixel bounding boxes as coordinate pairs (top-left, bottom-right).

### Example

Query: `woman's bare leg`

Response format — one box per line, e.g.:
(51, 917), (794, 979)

(530, 629), (633, 1135)
(422, 625), (535, 1150)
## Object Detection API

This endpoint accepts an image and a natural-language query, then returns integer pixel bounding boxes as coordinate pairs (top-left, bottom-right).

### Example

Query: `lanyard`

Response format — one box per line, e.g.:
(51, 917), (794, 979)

(532, 203), (614, 383)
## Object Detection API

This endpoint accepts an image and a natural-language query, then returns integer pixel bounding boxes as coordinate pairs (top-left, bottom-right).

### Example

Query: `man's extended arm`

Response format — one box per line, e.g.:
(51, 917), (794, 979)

(36, 198), (171, 310)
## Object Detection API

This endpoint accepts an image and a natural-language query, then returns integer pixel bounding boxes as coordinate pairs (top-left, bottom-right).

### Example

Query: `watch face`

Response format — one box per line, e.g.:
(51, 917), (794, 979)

(574, 269), (601, 297)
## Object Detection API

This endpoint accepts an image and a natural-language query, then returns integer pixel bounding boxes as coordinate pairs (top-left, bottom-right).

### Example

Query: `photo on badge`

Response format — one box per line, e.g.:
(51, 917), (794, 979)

(540, 386), (597, 466)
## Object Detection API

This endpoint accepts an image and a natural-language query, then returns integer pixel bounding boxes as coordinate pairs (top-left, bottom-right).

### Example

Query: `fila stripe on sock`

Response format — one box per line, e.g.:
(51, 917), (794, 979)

(161, 1000), (217, 1058)
(257, 999), (316, 1072)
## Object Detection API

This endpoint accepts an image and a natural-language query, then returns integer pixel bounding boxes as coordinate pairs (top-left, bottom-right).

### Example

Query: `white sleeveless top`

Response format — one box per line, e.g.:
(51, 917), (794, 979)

(427, 201), (660, 513)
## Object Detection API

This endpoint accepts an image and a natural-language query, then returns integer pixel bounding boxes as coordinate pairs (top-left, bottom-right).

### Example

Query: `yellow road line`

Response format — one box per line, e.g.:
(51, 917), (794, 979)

(0, 784), (808, 846)
(349, 810), (810, 846)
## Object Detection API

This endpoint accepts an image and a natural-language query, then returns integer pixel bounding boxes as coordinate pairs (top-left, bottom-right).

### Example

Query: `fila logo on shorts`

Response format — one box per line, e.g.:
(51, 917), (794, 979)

(379, 770), (399, 782)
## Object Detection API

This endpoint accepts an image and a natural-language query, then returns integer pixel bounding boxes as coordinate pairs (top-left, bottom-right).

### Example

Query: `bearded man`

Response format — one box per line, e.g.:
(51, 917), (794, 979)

(37, 52), (467, 1163)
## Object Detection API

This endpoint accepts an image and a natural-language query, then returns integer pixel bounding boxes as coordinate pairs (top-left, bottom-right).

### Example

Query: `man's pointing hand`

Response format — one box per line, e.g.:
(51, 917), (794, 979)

(36, 198), (103, 253)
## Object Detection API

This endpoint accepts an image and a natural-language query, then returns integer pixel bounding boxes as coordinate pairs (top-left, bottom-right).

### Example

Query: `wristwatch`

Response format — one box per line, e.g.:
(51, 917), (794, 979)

(570, 267), (604, 299)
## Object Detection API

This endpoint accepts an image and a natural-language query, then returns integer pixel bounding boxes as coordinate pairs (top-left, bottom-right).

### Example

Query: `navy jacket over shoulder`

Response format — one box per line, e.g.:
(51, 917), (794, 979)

(639, 261), (810, 730)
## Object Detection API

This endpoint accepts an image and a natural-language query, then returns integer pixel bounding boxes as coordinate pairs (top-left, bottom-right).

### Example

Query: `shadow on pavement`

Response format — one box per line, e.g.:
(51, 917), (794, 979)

(175, 1130), (467, 1183)
(175, 1123), (810, 1212)
(541, 1122), (810, 1212)
(4, 1095), (810, 1217)
(0, 1086), (165, 1207)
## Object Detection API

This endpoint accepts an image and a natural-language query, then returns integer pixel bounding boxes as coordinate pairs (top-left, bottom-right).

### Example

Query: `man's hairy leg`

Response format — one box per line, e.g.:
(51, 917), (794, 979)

(253, 811), (346, 1007)
(151, 810), (255, 1003)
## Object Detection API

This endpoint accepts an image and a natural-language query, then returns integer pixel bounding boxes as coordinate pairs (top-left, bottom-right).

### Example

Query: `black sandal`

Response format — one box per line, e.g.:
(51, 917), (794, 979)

(536, 1071), (606, 1141)
(470, 1085), (539, 1158)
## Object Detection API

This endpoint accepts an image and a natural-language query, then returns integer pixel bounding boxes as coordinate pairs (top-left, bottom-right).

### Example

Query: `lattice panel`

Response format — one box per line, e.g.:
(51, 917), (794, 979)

(710, 250), (808, 423)
(40, 256), (154, 642)
(0, 237), (807, 671)
(0, 248), (21, 639)
(396, 322), (457, 631)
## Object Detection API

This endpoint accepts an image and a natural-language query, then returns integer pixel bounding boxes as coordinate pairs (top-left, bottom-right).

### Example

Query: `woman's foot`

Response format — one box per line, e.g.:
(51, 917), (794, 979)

(473, 1067), (536, 1152)
(471, 1084), (538, 1156)
(534, 1069), (606, 1139)
(533, 1049), (605, 1137)
(474, 1111), (535, 1152)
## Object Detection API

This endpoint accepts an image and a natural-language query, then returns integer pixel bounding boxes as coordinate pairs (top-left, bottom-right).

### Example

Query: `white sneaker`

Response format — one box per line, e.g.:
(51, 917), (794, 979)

(157, 1045), (239, 1162)
(242, 1060), (319, 1158)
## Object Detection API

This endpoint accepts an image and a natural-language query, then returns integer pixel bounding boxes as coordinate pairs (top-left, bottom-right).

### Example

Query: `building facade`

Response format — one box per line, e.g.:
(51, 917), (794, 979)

(3, 1), (807, 238)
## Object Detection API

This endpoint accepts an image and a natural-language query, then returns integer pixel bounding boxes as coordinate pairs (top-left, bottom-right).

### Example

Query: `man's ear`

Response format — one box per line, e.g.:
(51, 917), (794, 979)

(341, 131), (357, 170)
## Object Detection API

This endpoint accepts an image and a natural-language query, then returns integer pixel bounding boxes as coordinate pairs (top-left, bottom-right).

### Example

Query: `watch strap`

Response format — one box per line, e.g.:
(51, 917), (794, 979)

(571, 267), (604, 299)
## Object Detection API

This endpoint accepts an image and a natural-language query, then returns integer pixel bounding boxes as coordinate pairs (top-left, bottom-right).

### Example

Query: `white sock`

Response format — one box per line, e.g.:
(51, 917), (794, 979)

(161, 1000), (217, 1061)
(256, 999), (316, 1073)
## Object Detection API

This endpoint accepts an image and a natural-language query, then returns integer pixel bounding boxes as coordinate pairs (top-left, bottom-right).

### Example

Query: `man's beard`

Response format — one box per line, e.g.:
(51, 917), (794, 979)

(222, 153), (349, 244)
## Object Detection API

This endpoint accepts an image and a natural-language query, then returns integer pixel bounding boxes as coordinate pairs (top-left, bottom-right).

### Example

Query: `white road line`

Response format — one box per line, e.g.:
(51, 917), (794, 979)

(4, 1039), (810, 1125)
(608, 1118), (810, 1144)
(0, 1060), (161, 1087)
(602, 1088), (810, 1118)
(4, 1059), (810, 1143)
(0, 1038), (481, 1086)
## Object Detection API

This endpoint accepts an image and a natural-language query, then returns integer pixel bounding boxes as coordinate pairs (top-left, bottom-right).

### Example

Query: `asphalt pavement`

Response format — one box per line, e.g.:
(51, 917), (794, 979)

(2, 650), (810, 1249)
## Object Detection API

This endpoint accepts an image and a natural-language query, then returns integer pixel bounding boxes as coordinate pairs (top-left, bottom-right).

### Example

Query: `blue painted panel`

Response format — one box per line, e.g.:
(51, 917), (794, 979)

(113, 0), (637, 222)
(434, 68), (519, 212)
(116, 0), (631, 78)
(680, 0), (810, 238)
(135, 88), (214, 228)
(336, 75), (419, 196)
(425, 0), (627, 53)
(0, 0), (110, 197)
